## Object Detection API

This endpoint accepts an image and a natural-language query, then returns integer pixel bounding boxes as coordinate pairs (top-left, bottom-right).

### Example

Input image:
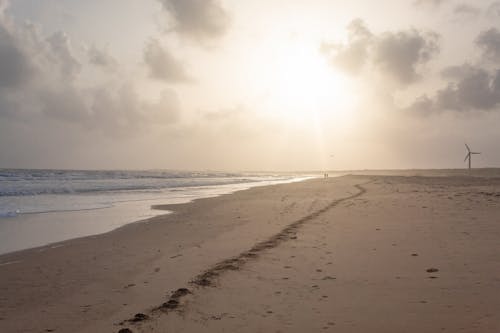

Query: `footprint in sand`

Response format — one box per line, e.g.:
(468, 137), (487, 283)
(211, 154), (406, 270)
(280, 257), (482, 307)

(161, 288), (191, 310)
(161, 299), (179, 309)
(129, 313), (149, 322)
(118, 329), (133, 333)
(170, 287), (190, 298)
(322, 276), (336, 280)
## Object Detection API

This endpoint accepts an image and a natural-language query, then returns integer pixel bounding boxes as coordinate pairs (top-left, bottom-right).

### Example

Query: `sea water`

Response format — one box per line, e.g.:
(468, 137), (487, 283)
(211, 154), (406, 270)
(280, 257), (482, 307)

(0, 169), (309, 255)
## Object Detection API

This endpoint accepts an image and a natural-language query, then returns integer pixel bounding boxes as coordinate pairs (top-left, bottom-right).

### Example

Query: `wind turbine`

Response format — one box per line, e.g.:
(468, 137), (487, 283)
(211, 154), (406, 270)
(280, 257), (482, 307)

(464, 144), (480, 169)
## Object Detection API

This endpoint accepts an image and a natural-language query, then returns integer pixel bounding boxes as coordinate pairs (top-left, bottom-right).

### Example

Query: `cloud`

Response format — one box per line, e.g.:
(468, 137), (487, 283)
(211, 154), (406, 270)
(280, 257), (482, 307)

(437, 65), (500, 111)
(0, 0), (7, 12)
(407, 64), (500, 113)
(413, 0), (449, 8)
(0, 14), (83, 119)
(486, 1), (500, 17)
(0, 4), (181, 137)
(46, 31), (81, 80)
(143, 88), (181, 124)
(453, 4), (481, 19)
(87, 45), (118, 71)
(40, 81), (181, 136)
(374, 30), (440, 84)
(320, 19), (372, 75)
(405, 94), (436, 114)
(157, 0), (229, 42)
(439, 25), (500, 111)
(39, 86), (89, 122)
(322, 19), (440, 85)
(143, 38), (190, 82)
(475, 28), (500, 63)
(0, 19), (33, 89)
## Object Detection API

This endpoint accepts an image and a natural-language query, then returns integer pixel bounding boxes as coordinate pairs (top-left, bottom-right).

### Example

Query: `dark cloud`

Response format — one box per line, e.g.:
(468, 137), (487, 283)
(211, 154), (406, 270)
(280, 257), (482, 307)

(87, 45), (118, 71)
(437, 65), (500, 111)
(375, 30), (440, 84)
(441, 63), (479, 79)
(413, 0), (448, 7)
(144, 38), (190, 82)
(320, 19), (372, 75)
(476, 28), (500, 63)
(0, 20), (32, 89)
(407, 64), (500, 113)
(322, 19), (440, 85)
(157, 0), (229, 42)
(0, 15), (84, 120)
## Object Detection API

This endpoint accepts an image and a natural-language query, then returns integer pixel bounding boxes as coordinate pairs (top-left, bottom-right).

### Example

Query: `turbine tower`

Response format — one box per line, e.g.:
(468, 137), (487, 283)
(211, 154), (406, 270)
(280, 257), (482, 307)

(464, 144), (480, 169)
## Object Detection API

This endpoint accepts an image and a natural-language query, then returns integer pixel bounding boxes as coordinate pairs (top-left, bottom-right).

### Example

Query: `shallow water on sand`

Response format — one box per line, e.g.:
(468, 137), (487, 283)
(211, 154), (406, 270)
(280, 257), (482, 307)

(0, 176), (311, 255)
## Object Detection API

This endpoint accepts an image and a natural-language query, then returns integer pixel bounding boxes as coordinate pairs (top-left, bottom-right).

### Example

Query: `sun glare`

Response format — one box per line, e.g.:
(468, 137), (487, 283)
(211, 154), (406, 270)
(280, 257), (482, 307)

(251, 35), (357, 122)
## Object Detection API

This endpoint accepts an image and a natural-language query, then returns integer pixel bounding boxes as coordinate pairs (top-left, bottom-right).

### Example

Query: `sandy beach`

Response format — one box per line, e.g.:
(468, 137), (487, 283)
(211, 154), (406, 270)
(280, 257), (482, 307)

(1, 173), (499, 332)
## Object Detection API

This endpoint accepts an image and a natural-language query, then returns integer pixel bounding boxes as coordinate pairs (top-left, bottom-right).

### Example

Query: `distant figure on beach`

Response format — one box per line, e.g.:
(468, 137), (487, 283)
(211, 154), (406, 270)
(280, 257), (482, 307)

(324, 173), (328, 178)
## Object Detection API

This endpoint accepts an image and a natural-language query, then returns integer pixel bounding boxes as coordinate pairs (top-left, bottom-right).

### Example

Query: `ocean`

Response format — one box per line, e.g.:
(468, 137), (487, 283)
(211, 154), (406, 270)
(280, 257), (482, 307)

(0, 169), (309, 255)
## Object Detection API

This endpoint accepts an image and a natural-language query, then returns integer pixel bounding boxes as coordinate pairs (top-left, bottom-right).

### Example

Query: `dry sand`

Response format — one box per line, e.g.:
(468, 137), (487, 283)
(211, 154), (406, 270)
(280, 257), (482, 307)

(1, 174), (499, 332)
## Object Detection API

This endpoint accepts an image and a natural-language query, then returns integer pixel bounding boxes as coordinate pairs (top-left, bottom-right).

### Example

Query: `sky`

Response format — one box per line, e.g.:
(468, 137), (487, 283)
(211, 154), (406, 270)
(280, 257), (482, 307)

(0, 0), (500, 171)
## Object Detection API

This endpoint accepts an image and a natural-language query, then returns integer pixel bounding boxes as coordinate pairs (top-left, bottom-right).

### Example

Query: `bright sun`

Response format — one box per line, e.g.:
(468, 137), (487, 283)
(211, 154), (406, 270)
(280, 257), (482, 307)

(250, 35), (357, 122)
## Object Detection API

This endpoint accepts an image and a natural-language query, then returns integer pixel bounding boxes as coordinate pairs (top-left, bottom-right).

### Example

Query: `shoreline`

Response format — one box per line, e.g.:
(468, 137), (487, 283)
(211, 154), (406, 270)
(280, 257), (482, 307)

(1, 175), (330, 262)
(1, 174), (499, 332)
(0, 176), (311, 256)
(0, 176), (357, 332)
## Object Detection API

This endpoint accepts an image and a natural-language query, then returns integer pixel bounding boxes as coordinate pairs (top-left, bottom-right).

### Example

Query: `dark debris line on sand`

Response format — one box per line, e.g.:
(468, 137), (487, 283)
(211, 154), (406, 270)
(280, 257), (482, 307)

(118, 182), (369, 331)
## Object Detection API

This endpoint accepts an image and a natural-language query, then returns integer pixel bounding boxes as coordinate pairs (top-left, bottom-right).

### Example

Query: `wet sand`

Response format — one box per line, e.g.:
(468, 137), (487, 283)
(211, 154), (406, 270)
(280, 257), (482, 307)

(1, 174), (500, 332)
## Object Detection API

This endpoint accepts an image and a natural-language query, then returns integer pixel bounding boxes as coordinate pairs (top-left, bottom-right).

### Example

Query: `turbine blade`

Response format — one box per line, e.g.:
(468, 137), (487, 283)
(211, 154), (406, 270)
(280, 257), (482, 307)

(472, 152), (481, 154)
(465, 143), (471, 152)
(464, 153), (470, 162)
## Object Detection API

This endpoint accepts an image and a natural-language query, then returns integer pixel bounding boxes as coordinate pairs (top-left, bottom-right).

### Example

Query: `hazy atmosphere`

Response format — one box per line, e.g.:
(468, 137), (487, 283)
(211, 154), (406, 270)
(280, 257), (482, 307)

(1, 0), (500, 170)
(2, 3), (500, 332)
